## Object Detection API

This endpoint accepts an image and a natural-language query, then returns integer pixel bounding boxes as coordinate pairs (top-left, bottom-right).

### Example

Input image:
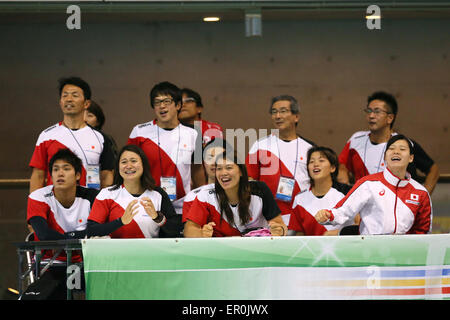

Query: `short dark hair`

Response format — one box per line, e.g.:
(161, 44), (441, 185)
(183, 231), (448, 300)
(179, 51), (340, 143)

(49, 148), (83, 176)
(111, 145), (156, 191)
(181, 88), (203, 107)
(203, 137), (233, 161)
(306, 146), (339, 187)
(269, 95), (300, 115)
(58, 76), (91, 100)
(149, 81), (181, 109)
(86, 100), (105, 130)
(385, 134), (414, 156)
(367, 91), (398, 128)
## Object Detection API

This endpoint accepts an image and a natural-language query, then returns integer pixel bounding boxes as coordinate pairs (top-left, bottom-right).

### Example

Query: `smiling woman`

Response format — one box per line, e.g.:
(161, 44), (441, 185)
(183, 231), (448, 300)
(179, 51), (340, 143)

(86, 145), (183, 238)
(183, 149), (288, 237)
(315, 134), (433, 235)
(289, 146), (354, 236)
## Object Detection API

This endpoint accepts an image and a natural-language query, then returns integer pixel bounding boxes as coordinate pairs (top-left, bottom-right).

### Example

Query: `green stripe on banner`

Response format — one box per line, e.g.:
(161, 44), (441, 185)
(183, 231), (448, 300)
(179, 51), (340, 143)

(82, 235), (450, 300)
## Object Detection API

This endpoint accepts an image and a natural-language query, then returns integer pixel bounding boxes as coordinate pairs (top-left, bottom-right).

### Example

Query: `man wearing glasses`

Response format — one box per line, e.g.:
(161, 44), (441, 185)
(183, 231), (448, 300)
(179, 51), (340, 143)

(246, 95), (315, 227)
(337, 91), (439, 194)
(127, 81), (204, 215)
(178, 88), (223, 146)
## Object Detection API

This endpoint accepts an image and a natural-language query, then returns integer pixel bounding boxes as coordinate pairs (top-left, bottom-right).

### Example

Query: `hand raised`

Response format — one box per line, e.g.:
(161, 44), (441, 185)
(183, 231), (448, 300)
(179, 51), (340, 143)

(121, 200), (139, 225)
(201, 222), (216, 238)
(140, 197), (158, 219)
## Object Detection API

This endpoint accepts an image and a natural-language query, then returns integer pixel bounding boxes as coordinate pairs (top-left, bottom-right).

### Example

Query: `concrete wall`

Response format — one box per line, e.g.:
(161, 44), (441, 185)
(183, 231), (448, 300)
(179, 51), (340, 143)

(0, 14), (449, 297)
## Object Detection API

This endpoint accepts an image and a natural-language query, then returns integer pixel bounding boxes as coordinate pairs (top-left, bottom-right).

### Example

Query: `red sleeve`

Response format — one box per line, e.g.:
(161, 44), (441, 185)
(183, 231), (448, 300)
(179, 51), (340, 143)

(246, 152), (260, 180)
(29, 142), (49, 171)
(338, 141), (351, 170)
(407, 193), (432, 234)
(88, 198), (112, 224)
(288, 206), (305, 233)
(27, 197), (50, 223)
(182, 197), (210, 226)
(182, 200), (193, 220)
(127, 137), (141, 147)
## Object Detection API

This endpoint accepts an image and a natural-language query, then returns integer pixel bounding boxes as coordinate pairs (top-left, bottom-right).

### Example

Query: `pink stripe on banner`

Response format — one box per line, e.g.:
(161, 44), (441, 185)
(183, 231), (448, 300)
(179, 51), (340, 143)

(345, 286), (450, 296)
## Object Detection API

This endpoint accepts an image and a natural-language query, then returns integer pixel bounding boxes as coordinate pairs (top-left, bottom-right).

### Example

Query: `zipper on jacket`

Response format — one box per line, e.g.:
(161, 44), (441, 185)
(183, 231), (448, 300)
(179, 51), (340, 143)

(393, 180), (401, 233)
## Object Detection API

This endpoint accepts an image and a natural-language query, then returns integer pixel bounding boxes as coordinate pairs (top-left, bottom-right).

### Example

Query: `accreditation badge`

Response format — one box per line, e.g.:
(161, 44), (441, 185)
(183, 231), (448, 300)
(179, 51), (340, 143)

(160, 177), (177, 201)
(276, 176), (295, 202)
(86, 164), (101, 190)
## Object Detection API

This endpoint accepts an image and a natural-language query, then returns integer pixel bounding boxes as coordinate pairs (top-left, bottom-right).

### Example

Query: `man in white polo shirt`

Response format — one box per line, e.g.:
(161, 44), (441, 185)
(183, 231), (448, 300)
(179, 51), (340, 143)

(127, 81), (204, 214)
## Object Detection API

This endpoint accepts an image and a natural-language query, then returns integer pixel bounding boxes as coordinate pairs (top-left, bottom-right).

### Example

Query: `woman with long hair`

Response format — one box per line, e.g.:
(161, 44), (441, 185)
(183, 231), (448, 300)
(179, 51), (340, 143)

(289, 146), (353, 236)
(183, 149), (287, 237)
(182, 137), (231, 216)
(315, 135), (433, 235)
(87, 144), (182, 238)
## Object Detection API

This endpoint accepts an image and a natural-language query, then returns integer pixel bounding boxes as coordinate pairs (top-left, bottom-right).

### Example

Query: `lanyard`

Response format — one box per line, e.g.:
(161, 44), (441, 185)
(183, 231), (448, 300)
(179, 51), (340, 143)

(157, 125), (181, 177)
(64, 124), (102, 166)
(363, 135), (386, 173)
(275, 136), (299, 179)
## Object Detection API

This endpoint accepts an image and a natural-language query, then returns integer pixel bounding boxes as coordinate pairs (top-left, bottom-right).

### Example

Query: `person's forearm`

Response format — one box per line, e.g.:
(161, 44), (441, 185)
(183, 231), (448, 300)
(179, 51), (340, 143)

(337, 164), (350, 184)
(191, 164), (206, 189)
(30, 168), (46, 193)
(183, 221), (203, 238)
(100, 170), (114, 188)
(86, 219), (123, 237)
(423, 164), (439, 195)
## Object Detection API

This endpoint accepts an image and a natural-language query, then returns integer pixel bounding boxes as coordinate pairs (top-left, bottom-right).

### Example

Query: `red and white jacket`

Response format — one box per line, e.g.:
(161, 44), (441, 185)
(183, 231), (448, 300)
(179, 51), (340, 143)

(289, 187), (350, 235)
(325, 168), (433, 235)
(182, 183), (214, 217)
(88, 185), (172, 238)
(246, 134), (313, 225)
(29, 122), (115, 187)
(183, 181), (280, 237)
(127, 121), (198, 214)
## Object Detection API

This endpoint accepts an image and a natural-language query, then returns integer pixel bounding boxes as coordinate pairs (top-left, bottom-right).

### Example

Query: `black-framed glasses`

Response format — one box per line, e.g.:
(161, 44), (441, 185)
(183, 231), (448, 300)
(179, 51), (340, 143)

(363, 107), (391, 115)
(154, 98), (174, 107)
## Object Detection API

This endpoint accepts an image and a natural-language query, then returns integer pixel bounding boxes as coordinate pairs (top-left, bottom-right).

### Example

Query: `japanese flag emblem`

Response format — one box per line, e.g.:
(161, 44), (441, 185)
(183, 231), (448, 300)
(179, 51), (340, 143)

(411, 194), (419, 201)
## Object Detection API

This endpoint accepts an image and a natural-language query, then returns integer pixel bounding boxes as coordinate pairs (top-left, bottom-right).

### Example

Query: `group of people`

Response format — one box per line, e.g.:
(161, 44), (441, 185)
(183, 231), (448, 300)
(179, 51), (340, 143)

(26, 76), (438, 243)
(22, 75), (437, 299)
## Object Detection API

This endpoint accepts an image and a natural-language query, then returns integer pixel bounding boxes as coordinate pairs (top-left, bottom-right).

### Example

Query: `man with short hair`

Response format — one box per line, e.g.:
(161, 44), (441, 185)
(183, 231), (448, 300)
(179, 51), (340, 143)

(127, 81), (204, 214)
(28, 148), (99, 242)
(179, 88), (223, 146)
(29, 77), (115, 193)
(337, 91), (439, 194)
(24, 149), (98, 300)
(246, 95), (315, 227)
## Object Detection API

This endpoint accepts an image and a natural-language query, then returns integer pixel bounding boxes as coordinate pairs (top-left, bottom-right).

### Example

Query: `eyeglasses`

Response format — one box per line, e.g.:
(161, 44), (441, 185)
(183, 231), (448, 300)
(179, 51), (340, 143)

(182, 97), (196, 104)
(153, 98), (174, 107)
(363, 107), (391, 115)
(270, 108), (291, 115)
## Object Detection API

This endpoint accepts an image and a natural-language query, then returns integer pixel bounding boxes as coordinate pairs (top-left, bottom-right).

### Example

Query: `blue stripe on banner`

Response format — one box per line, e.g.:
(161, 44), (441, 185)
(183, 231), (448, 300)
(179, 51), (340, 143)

(380, 269), (450, 278)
